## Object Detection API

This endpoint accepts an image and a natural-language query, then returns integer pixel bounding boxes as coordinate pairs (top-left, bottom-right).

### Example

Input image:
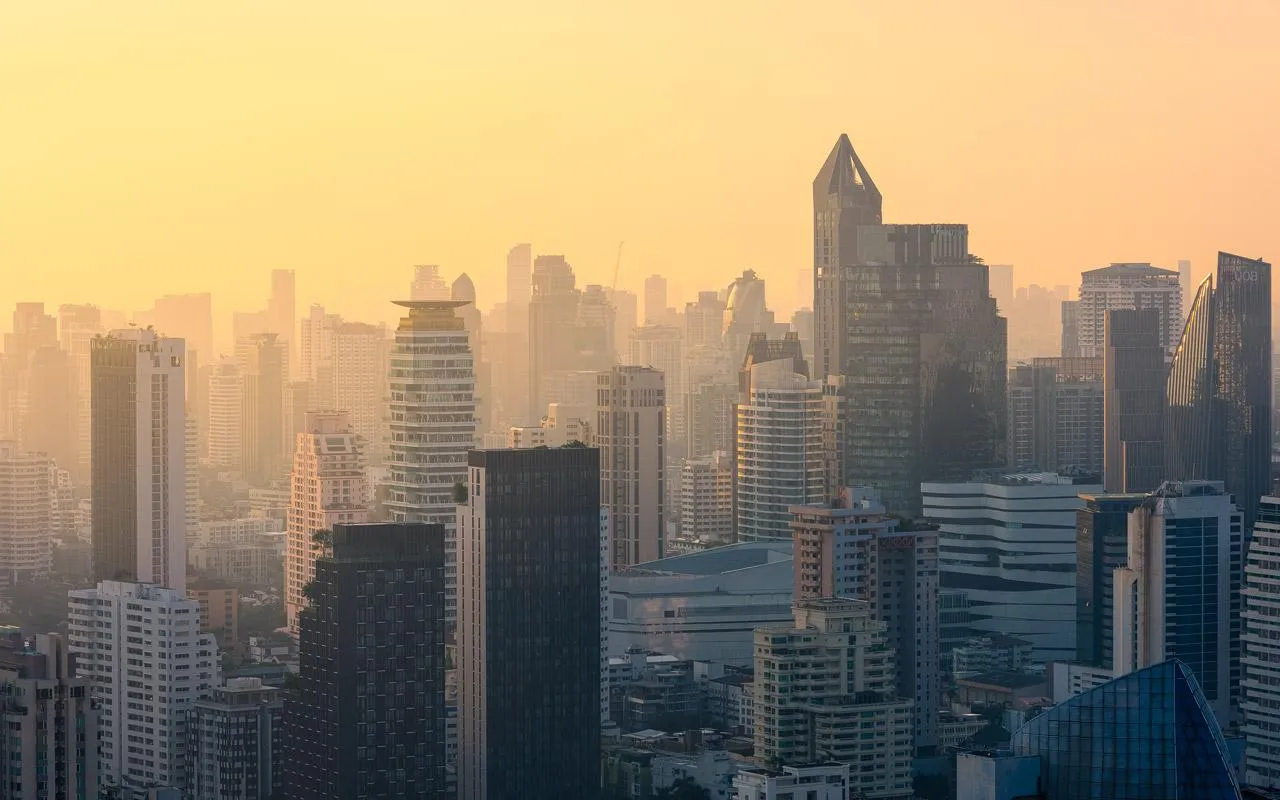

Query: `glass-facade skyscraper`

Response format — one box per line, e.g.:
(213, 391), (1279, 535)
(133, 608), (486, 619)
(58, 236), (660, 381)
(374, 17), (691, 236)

(1166, 252), (1272, 531)
(1006, 659), (1241, 799)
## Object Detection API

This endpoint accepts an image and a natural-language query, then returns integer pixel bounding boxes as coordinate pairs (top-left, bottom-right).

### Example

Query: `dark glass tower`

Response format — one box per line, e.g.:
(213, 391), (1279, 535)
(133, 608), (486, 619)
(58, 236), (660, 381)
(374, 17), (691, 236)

(284, 523), (448, 800)
(1076, 492), (1145, 670)
(1166, 252), (1272, 530)
(1103, 308), (1167, 493)
(458, 447), (602, 800)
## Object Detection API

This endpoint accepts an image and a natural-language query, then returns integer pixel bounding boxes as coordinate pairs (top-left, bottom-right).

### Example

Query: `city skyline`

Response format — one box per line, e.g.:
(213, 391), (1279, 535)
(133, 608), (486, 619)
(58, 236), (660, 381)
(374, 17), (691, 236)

(4, 3), (1280, 328)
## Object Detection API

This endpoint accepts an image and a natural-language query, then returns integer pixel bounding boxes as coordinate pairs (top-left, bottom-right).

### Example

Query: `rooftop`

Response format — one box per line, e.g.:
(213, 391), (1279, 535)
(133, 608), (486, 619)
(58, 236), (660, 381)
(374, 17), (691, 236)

(1081, 262), (1179, 280)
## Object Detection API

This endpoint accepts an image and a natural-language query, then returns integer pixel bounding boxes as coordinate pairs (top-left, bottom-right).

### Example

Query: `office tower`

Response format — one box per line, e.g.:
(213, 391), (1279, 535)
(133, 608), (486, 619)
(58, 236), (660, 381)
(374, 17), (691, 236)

(330, 321), (389, 462)
(386, 301), (477, 621)
(0, 443), (55, 590)
(816, 196), (1006, 514)
(988, 264), (1014, 312)
(1103, 308), (1167, 492)
(1060, 299), (1081, 358)
(453, 274), (490, 436)
(206, 357), (243, 469)
(597, 366), (665, 567)
(269, 269), (296, 377)
(1006, 358), (1104, 474)
(68, 581), (220, 794)
(1, 302), (58, 442)
(238, 333), (287, 485)
(59, 303), (103, 487)
(1075, 491), (1145, 670)
(142, 293), (215, 367)
(923, 472), (1101, 662)
(1178, 259), (1193, 319)
(628, 324), (684, 451)
(790, 487), (940, 754)
(285, 411), (370, 636)
(22, 346), (73, 470)
(722, 269), (782, 364)
(958, 660), (1240, 800)
(679, 452), (733, 548)
(753, 599), (914, 799)
(458, 448), (603, 800)
(91, 329), (187, 591)
(1245, 496), (1280, 786)
(285, 523), (448, 800)
(813, 133), (884, 383)
(410, 264), (451, 301)
(578, 283), (617, 363)
(298, 304), (341, 405)
(506, 242), (532, 306)
(528, 255), (583, 420)
(735, 335), (824, 541)
(685, 291), (725, 349)
(1166, 253), (1272, 532)
(686, 382), (735, 460)
(1077, 262), (1183, 357)
(188, 677), (283, 800)
(1114, 480), (1242, 726)
(644, 274), (668, 324)
(0, 631), (99, 800)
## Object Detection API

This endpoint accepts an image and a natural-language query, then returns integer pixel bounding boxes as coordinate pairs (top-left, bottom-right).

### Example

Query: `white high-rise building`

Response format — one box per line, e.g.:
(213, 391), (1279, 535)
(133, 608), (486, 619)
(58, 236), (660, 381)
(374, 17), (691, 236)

(1244, 496), (1280, 786)
(1114, 480), (1242, 728)
(923, 472), (1101, 663)
(91, 328), (187, 592)
(753, 599), (914, 800)
(206, 357), (243, 470)
(791, 487), (940, 754)
(679, 452), (732, 547)
(734, 357), (824, 542)
(285, 411), (370, 636)
(386, 300), (477, 621)
(596, 365), (665, 568)
(1077, 262), (1183, 357)
(68, 580), (220, 794)
(0, 441), (55, 591)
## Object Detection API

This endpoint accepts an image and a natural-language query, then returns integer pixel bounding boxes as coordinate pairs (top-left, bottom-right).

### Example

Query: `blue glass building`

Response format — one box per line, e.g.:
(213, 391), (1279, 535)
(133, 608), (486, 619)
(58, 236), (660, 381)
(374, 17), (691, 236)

(1009, 660), (1241, 799)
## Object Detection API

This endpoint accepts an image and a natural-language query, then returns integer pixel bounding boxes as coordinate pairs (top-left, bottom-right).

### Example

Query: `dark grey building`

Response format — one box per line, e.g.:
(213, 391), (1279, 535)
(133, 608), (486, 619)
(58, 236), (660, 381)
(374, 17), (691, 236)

(1103, 308), (1167, 493)
(1075, 491), (1145, 670)
(1166, 252), (1272, 531)
(458, 447), (603, 800)
(284, 523), (448, 800)
(189, 677), (283, 800)
(1006, 357), (1103, 475)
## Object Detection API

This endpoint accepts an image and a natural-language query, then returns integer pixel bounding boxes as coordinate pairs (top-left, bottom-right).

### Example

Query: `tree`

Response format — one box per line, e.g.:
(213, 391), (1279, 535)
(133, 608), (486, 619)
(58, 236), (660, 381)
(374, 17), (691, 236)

(656, 777), (710, 800)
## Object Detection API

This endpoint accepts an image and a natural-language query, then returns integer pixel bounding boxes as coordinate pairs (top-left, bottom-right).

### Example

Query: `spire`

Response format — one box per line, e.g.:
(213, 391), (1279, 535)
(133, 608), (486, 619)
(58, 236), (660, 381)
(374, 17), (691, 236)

(814, 134), (882, 218)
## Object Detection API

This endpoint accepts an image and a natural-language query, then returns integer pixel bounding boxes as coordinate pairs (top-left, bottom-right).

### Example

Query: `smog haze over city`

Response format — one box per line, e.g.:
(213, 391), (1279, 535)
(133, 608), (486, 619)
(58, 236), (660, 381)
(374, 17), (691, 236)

(3, 4), (1280, 800)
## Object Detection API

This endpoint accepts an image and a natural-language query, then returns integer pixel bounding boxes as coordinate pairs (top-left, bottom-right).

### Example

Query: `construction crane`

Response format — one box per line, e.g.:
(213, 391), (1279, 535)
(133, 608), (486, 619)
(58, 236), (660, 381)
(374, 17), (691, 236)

(610, 241), (624, 294)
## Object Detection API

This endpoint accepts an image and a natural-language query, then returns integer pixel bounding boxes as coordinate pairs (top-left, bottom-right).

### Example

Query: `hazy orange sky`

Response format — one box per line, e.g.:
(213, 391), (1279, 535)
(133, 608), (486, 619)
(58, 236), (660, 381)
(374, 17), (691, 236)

(3, 1), (1279, 337)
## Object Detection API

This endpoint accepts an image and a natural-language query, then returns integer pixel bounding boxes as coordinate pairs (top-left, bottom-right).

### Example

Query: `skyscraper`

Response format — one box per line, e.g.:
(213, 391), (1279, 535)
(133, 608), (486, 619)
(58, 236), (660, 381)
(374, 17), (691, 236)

(330, 320), (389, 462)
(734, 344), (824, 542)
(506, 243), (532, 307)
(752, 599), (914, 799)
(596, 366), (665, 567)
(790, 487), (940, 754)
(206, 356), (243, 469)
(1244, 495), (1280, 787)
(1075, 491), (1145, 671)
(22, 345), (73, 471)
(1114, 480), (1242, 727)
(59, 303), (103, 488)
(644, 274), (668, 324)
(1165, 253), (1272, 531)
(237, 332), (287, 485)
(285, 411), (370, 636)
(91, 328), (187, 591)
(269, 269), (296, 378)
(0, 442), (55, 591)
(1178, 259), (1193, 320)
(1077, 262), (1183, 357)
(679, 452), (733, 548)
(0, 631), (99, 800)
(458, 447), (603, 800)
(528, 255), (582, 421)
(815, 161), (1006, 514)
(1103, 308), (1166, 493)
(1, 302), (57, 444)
(1005, 357), (1104, 475)
(188, 677), (284, 800)
(285, 523), (448, 800)
(68, 581), (220, 794)
(385, 300), (477, 621)
(628, 324), (684, 451)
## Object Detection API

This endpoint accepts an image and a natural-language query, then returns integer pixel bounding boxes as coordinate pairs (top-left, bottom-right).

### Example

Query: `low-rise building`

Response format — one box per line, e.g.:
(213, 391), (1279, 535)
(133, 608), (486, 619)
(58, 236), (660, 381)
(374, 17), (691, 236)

(732, 763), (850, 800)
(952, 635), (1034, 681)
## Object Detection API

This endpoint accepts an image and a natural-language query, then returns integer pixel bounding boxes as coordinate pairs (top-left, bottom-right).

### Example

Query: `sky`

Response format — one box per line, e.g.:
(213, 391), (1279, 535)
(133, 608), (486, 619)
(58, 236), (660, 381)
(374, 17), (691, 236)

(3, 1), (1279, 340)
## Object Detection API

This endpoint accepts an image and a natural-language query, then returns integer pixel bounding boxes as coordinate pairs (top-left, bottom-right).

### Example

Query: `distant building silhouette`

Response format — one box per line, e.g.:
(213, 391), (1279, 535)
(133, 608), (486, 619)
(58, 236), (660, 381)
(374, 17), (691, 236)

(1103, 308), (1166, 493)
